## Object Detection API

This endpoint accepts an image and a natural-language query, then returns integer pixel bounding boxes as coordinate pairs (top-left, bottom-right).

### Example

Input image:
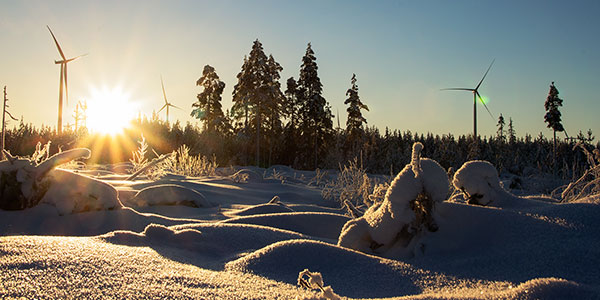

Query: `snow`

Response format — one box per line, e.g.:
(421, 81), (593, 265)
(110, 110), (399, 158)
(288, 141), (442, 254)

(2, 154), (600, 299)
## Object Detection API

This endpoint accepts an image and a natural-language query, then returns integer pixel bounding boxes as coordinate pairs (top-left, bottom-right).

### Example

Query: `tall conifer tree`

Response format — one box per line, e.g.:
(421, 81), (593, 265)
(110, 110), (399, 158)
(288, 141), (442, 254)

(544, 81), (565, 167)
(344, 73), (369, 151)
(192, 65), (230, 135)
(297, 43), (333, 169)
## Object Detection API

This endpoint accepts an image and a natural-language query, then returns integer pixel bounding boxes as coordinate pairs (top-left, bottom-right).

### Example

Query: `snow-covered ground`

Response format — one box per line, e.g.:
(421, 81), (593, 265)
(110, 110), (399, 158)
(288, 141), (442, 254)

(1, 162), (599, 299)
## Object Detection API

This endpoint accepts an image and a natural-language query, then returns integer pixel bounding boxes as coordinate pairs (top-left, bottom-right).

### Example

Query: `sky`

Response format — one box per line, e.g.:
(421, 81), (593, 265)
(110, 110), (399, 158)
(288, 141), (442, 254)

(0, 0), (599, 139)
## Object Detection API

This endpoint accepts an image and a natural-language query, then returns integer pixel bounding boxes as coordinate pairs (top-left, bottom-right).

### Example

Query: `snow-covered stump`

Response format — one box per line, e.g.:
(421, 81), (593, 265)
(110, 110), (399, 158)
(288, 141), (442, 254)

(338, 142), (449, 258)
(0, 148), (123, 214)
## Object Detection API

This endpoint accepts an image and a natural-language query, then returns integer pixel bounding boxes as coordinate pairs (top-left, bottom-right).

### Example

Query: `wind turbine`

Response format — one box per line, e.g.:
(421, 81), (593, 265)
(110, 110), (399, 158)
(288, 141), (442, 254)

(158, 76), (180, 123)
(441, 59), (495, 138)
(47, 25), (86, 134)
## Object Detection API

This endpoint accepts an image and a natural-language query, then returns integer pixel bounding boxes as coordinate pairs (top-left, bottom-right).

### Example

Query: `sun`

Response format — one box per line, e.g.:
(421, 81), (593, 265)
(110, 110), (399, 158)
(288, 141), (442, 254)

(86, 86), (138, 135)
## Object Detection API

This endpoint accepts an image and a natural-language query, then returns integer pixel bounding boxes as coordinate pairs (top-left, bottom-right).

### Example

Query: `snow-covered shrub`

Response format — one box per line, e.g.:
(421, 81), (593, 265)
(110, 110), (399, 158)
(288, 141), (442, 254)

(296, 269), (341, 300)
(560, 143), (600, 202)
(452, 160), (502, 206)
(453, 160), (551, 207)
(338, 142), (449, 258)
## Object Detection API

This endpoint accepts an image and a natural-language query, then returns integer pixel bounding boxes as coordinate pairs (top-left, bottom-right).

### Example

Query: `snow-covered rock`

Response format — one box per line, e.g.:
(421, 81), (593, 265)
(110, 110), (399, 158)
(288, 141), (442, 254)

(338, 142), (449, 258)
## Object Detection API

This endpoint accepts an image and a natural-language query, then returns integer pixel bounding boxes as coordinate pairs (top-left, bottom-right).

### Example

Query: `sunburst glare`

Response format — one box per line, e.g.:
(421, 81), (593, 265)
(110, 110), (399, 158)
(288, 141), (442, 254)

(86, 86), (138, 135)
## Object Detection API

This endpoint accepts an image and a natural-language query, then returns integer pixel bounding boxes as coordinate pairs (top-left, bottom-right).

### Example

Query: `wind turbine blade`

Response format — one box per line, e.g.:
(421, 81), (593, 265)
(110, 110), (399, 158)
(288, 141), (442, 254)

(64, 63), (69, 106)
(476, 91), (494, 119)
(158, 104), (167, 113)
(169, 103), (182, 110)
(66, 53), (88, 63)
(47, 25), (66, 60)
(161, 76), (168, 104)
(440, 88), (476, 91)
(475, 59), (495, 91)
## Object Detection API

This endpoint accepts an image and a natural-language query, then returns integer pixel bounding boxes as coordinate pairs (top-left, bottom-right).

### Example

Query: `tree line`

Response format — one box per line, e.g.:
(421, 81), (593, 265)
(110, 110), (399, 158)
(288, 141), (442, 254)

(2, 40), (597, 180)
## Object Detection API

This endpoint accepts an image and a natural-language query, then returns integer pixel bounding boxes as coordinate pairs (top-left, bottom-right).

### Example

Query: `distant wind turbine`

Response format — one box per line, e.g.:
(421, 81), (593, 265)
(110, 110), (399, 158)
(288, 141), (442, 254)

(47, 25), (87, 134)
(441, 59), (495, 137)
(158, 76), (180, 123)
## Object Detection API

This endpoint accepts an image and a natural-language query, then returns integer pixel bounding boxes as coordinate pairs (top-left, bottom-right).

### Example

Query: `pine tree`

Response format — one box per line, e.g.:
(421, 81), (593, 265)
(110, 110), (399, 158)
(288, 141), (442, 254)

(192, 65), (230, 135)
(544, 81), (565, 169)
(496, 113), (505, 143)
(297, 42), (333, 169)
(508, 117), (516, 144)
(344, 73), (369, 152)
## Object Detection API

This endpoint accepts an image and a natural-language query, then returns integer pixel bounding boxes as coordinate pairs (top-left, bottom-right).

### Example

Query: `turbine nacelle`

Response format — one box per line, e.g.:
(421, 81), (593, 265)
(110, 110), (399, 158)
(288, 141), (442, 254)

(441, 59), (496, 137)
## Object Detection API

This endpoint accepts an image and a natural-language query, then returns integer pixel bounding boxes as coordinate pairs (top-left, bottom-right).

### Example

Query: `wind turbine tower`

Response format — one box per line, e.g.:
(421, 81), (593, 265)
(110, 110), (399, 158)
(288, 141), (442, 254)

(47, 26), (86, 134)
(441, 59), (495, 137)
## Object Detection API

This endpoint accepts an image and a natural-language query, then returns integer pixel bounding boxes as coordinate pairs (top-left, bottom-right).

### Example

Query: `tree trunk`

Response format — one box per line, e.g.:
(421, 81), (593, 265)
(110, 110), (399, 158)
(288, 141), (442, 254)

(553, 130), (557, 175)
(256, 101), (260, 167)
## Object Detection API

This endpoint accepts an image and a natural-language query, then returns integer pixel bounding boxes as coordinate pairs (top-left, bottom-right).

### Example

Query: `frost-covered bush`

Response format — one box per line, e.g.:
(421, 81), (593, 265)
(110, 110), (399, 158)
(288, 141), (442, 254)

(338, 142), (449, 258)
(322, 157), (388, 208)
(560, 143), (600, 202)
(164, 145), (218, 177)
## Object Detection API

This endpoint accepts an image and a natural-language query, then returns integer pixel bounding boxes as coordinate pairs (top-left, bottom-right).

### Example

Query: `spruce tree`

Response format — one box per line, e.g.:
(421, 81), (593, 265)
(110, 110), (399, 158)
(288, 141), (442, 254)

(264, 54), (285, 165)
(544, 81), (565, 166)
(344, 73), (369, 152)
(496, 113), (505, 143)
(232, 56), (252, 131)
(192, 65), (230, 135)
(508, 117), (516, 144)
(231, 40), (284, 166)
(297, 42), (333, 169)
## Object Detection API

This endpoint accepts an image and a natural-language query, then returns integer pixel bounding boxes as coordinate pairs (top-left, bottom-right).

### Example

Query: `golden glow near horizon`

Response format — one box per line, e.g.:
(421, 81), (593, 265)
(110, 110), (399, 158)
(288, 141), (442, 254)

(86, 86), (138, 135)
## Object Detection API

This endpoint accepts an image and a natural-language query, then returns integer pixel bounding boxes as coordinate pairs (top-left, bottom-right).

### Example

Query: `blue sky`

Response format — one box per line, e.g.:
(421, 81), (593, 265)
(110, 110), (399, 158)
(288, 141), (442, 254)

(0, 0), (599, 138)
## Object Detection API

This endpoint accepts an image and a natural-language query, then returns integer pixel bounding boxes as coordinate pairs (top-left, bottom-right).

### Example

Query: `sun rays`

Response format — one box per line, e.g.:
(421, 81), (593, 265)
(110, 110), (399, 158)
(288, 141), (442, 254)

(86, 86), (138, 135)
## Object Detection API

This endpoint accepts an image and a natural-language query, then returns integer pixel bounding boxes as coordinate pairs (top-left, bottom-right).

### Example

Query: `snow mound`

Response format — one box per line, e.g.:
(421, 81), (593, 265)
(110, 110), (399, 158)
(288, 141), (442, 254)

(234, 203), (294, 216)
(41, 169), (123, 215)
(226, 239), (433, 298)
(222, 212), (350, 240)
(129, 184), (213, 208)
(103, 223), (308, 269)
(339, 142), (449, 258)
